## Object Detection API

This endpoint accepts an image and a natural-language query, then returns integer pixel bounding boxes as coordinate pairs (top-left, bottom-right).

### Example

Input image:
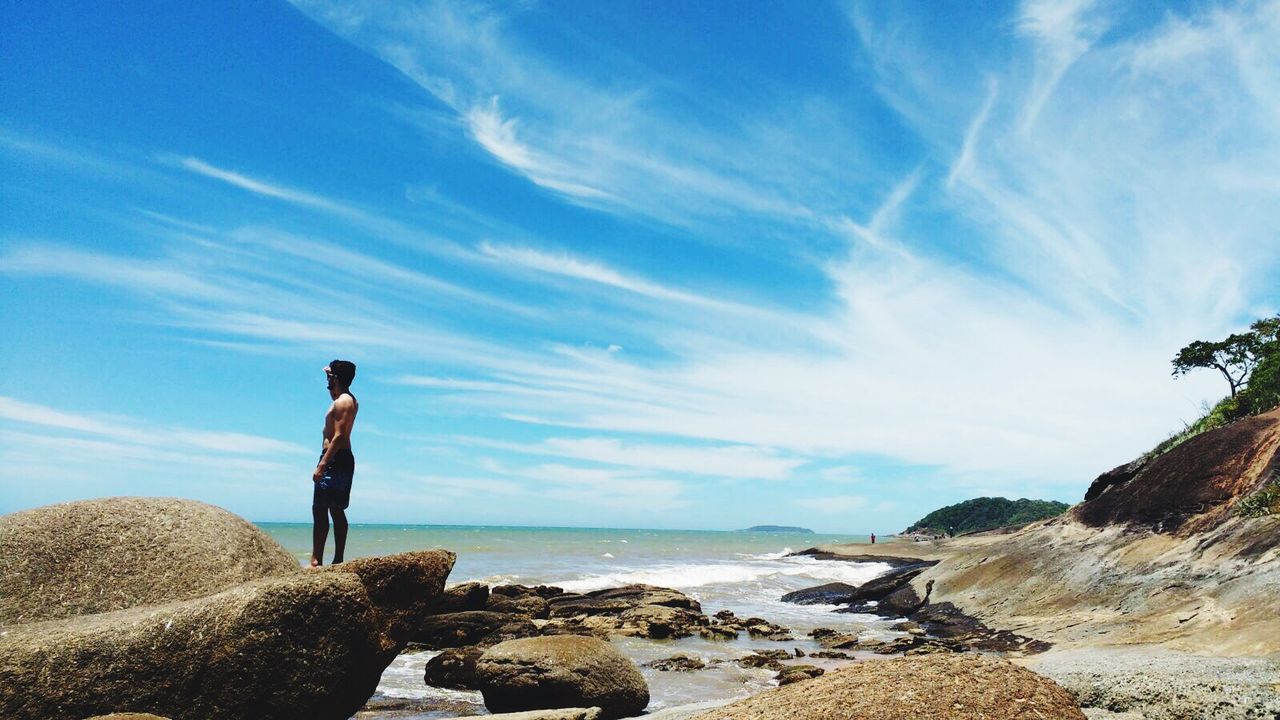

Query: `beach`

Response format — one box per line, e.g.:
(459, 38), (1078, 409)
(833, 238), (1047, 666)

(260, 524), (902, 718)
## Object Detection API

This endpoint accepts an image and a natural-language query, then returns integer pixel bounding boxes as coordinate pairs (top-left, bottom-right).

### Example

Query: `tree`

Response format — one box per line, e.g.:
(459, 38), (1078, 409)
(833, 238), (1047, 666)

(1172, 333), (1264, 397)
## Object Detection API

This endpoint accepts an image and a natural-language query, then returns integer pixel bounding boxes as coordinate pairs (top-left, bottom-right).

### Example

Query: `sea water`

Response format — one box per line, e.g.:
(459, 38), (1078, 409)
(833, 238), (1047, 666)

(258, 524), (898, 719)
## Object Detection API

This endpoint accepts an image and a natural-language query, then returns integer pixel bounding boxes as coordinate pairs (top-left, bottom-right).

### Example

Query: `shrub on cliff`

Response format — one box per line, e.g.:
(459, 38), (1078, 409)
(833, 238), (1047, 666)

(904, 497), (1069, 535)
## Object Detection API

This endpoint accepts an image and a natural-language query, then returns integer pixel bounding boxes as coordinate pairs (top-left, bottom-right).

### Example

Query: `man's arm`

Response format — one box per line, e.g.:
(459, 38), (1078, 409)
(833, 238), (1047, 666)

(312, 398), (354, 482)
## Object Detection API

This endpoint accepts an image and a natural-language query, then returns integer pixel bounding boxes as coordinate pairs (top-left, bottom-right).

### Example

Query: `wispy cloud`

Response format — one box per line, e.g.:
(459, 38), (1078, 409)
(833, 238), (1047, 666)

(0, 396), (308, 456)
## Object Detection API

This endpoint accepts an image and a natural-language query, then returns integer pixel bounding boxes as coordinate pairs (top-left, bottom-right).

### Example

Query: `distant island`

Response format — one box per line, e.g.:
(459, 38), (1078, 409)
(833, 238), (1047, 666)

(738, 525), (815, 533)
(905, 497), (1069, 536)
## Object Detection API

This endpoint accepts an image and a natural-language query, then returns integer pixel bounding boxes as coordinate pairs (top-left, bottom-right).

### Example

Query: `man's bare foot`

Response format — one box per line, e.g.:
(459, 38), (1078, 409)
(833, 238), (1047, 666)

(332, 557), (343, 564)
(309, 557), (322, 567)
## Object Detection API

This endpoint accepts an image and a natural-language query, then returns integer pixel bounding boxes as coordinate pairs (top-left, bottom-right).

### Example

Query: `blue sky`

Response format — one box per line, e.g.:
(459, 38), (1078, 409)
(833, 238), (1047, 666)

(2, 0), (1278, 532)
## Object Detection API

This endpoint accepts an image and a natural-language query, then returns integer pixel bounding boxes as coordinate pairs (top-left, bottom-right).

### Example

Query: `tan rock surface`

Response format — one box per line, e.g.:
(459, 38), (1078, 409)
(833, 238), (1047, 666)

(0, 496), (297, 625)
(694, 654), (1084, 720)
(477, 635), (650, 720)
(0, 572), (386, 720)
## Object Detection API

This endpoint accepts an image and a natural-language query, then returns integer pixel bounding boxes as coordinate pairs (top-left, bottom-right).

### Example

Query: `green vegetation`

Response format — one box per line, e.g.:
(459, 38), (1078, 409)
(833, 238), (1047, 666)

(1236, 477), (1280, 518)
(1160, 314), (1280, 516)
(905, 497), (1069, 535)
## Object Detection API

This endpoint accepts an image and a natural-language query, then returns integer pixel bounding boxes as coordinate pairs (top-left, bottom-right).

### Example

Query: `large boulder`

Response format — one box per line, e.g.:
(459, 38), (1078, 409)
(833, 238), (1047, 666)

(0, 497), (298, 624)
(477, 636), (650, 720)
(0, 572), (387, 720)
(693, 654), (1084, 720)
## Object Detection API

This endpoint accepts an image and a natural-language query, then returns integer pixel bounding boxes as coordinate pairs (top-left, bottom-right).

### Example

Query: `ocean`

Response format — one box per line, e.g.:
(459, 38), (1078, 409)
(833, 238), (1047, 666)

(258, 524), (898, 719)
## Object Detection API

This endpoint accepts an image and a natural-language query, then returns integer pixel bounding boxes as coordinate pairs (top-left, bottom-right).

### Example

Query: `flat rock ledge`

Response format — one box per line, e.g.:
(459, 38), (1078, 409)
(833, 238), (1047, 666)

(693, 653), (1085, 720)
(477, 635), (649, 720)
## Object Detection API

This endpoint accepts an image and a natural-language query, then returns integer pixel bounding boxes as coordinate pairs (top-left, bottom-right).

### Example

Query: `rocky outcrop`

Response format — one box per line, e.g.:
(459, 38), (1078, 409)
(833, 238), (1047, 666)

(545, 584), (713, 640)
(412, 610), (540, 649)
(848, 562), (936, 600)
(0, 498), (455, 720)
(0, 572), (389, 720)
(787, 549), (932, 568)
(693, 654), (1085, 720)
(0, 497), (298, 624)
(1075, 408), (1280, 533)
(477, 636), (650, 720)
(779, 582), (859, 605)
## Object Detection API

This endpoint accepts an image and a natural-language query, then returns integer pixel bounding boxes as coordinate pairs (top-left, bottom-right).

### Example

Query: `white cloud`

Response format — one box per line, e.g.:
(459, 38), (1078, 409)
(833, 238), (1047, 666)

(793, 495), (869, 514)
(0, 396), (308, 457)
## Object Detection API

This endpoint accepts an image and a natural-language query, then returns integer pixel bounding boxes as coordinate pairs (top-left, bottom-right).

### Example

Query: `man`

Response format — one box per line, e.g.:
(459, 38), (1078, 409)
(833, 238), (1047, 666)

(312, 359), (358, 566)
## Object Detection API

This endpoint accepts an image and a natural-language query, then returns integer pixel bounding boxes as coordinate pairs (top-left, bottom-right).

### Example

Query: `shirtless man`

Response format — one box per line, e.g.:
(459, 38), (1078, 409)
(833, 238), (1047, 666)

(311, 359), (358, 566)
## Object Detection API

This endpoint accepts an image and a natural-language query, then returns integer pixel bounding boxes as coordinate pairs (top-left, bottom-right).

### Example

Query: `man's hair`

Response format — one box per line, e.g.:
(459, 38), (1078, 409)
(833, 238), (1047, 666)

(329, 359), (356, 388)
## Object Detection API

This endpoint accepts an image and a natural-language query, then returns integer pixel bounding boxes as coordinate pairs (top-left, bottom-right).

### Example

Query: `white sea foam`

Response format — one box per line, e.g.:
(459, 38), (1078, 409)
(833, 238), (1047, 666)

(554, 556), (890, 593)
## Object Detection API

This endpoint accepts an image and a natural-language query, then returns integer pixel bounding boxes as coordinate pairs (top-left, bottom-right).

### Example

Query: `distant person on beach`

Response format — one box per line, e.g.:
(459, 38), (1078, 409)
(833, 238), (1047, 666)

(311, 359), (358, 566)
(870, 533), (876, 544)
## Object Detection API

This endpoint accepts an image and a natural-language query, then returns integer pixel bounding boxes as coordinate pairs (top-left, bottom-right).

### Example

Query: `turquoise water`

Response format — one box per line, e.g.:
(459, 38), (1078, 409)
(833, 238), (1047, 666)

(258, 523), (893, 718)
(260, 522), (867, 580)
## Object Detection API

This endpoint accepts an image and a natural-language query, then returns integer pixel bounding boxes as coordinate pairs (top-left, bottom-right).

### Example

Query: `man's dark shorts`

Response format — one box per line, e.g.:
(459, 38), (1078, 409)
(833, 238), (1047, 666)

(314, 448), (354, 511)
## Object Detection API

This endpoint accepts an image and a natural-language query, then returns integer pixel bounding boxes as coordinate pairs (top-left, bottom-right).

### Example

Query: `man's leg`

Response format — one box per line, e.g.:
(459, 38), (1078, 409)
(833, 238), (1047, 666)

(311, 506), (329, 567)
(331, 507), (347, 564)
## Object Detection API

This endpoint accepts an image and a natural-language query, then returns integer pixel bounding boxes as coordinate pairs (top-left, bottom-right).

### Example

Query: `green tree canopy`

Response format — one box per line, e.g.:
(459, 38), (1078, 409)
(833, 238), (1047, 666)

(1172, 315), (1280, 401)
(904, 497), (1069, 535)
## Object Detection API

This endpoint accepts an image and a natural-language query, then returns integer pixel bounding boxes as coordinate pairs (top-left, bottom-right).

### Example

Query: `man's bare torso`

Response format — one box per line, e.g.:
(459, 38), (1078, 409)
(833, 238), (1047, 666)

(322, 393), (358, 451)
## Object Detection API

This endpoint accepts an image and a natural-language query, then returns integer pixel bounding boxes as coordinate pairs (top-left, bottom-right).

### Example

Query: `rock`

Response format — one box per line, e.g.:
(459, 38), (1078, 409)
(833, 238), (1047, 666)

(737, 654), (786, 671)
(875, 580), (932, 617)
(490, 594), (552, 619)
(809, 650), (854, 659)
(693, 654), (1086, 720)
(85, 715), (173, 720)
(546, 585), (709, 639)
(617, 604), (707, 639)
(741, 617), (793, 641)
(439, 710), (602, 720)
(890, 620), (921, 632)
(424, 646), (487, 690)
(910, 602), (1050, 654)
(318, 550), (457, 659)
(434, 581), (491, 613)
(1, 572), (389, 720)
(0, 497), (298, 625)
(549, 585), (701, 616)
(774, 665), (824, 685)
(493, 584), (566, 599)
(786, 549), (933, 568)
(850, 563), (937, 601)
(411, 610), (540, 649)
(477, 636), (649, 720)
(1083, 458), (1149, 502)
(1074, 408), (1280, 533)
(644, 655), (706, 671)
(809, 626), (863, 649)
(780, 582), (860, 605)
(704, 609), (791, 640)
